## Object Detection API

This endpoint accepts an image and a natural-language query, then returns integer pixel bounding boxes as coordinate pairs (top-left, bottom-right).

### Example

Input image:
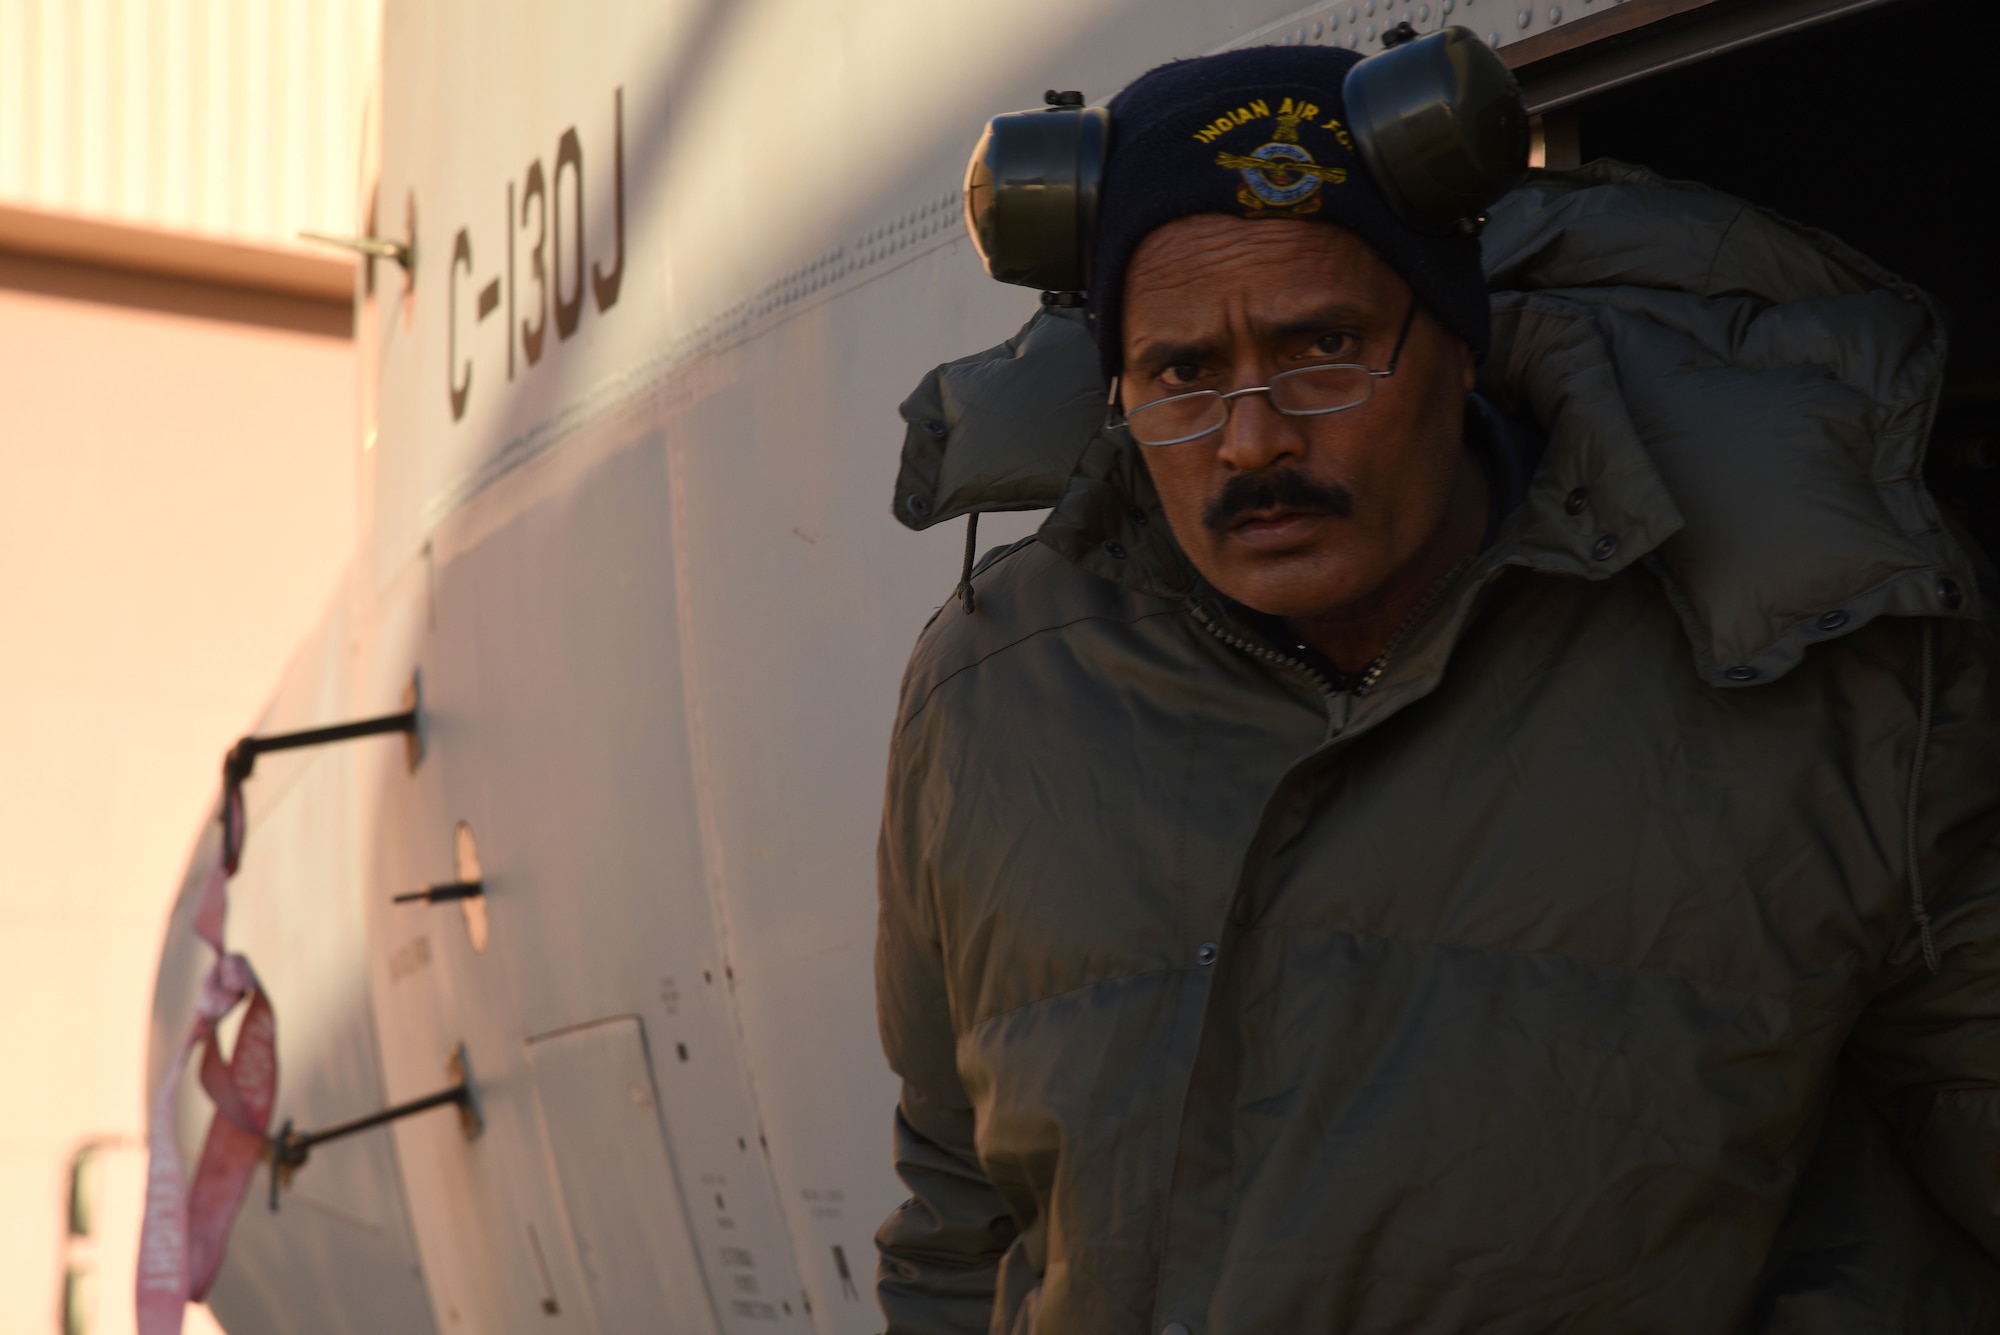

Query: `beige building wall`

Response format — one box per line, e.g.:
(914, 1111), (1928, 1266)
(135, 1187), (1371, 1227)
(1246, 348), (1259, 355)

(0, 3), (380, 1331)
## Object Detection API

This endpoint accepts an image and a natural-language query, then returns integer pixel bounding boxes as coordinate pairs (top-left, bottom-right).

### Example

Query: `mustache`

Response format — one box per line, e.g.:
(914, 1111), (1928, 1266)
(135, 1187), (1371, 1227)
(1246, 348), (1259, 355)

(1202, 468), (1354, 533)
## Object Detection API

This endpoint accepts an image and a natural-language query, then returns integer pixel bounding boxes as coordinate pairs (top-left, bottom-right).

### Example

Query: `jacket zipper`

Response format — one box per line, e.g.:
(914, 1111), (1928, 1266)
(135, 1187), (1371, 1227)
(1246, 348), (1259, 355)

(1187, 554), (1475, 703)
(1188, 603), (1337, 696)
(1349, 555), (1474, 697)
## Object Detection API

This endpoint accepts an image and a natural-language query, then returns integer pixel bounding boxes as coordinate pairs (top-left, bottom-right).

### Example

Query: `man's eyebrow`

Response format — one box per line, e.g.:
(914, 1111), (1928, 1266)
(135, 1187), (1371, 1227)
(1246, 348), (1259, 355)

(1129, 305), (1387, 370)
(1127, 337), (1220, 371)
(1253, 305), (1375, 344)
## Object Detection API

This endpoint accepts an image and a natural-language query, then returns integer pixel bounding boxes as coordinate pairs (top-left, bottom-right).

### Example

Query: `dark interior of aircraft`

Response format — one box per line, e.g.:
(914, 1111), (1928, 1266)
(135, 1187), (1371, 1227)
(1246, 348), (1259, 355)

(1564, 0), (1998, 563)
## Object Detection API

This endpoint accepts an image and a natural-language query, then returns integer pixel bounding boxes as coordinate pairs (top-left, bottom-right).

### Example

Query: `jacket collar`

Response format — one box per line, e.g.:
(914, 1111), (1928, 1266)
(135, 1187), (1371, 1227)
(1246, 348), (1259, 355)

(1482, 294), (1684, 585)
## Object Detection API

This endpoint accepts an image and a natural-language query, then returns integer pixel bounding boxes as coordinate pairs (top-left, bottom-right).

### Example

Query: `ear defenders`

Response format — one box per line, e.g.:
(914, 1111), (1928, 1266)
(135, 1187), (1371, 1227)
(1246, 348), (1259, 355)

(961, 27), (1529, 298)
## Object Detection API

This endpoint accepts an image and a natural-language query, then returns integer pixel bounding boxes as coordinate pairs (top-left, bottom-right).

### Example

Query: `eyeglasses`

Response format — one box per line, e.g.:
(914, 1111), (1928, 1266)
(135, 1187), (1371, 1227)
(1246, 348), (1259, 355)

(1108, 298), (1420, 447)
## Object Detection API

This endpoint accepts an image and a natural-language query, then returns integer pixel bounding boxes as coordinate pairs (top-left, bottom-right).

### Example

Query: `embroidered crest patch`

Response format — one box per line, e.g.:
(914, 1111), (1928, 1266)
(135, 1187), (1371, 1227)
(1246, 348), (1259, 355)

(1193, 96), (1354, 218)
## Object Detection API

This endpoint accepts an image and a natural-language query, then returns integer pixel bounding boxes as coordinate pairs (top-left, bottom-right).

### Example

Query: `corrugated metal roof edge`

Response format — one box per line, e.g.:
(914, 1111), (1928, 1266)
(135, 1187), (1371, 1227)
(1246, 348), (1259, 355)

(0, 202), (355, 306)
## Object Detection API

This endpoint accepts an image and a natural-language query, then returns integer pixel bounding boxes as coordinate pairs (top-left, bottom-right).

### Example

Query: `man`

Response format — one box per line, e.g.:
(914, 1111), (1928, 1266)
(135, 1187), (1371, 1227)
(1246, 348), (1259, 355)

(876, 44), (2000, 1333)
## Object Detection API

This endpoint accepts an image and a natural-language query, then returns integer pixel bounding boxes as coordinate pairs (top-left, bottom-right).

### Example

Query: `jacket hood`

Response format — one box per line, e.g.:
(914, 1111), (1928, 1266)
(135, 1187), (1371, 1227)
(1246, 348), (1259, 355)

(892, 159), (1982, 685)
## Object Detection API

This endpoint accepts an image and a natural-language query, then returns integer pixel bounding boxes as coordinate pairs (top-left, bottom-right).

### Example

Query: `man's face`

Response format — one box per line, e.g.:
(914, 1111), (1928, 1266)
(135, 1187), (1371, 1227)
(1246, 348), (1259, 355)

(1119, 215), (1477, 621)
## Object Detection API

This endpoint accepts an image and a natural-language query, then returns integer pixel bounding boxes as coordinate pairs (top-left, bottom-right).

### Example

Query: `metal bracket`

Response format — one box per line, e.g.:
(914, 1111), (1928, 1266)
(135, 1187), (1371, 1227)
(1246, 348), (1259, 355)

(298, 230), (413, 271)
(267, 1043), (480, 1211)
(226, 670), (423, 787)
(393, 879), (484, 905)
(223, 671), (422, 870)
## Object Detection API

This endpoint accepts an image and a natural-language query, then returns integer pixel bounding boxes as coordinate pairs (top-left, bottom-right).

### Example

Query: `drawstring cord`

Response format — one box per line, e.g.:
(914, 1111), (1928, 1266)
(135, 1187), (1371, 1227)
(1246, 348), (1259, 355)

(1907, 618), (1940, 975)
(956, 513), (980, 615)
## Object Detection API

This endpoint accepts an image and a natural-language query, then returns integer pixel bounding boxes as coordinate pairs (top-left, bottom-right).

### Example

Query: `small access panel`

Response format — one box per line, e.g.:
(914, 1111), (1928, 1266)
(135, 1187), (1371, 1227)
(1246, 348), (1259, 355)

(525, 1016), (721, 1334)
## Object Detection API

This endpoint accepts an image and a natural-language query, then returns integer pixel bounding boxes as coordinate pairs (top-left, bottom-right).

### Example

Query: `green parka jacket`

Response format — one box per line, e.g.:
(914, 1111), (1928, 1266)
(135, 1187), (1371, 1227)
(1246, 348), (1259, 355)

(874, 163), (2000, 1334)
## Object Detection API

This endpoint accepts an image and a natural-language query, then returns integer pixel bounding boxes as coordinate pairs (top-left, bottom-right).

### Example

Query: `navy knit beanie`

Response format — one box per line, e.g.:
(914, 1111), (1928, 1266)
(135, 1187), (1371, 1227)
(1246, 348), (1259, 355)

(1087, 45), (1490, 376)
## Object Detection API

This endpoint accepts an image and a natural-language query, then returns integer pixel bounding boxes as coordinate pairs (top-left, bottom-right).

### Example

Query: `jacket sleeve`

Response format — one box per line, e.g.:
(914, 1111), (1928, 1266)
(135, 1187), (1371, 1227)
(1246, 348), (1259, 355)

(873, 700), (1016, 1333)
(1847, 618), (2000, 1260)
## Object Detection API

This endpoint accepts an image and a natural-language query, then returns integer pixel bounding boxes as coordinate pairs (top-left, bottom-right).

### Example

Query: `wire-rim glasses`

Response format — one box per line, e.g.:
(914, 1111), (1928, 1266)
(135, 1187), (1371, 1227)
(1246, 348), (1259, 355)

(1107, 298), (1420, 447)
